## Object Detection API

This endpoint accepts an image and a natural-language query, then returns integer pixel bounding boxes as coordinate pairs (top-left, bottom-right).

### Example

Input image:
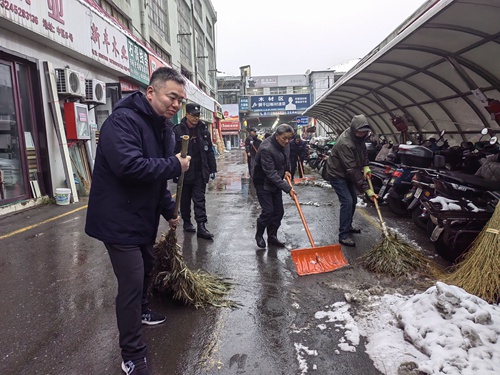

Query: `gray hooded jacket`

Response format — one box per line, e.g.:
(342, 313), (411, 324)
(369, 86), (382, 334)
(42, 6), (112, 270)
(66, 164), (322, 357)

(325, 115), (370, 193)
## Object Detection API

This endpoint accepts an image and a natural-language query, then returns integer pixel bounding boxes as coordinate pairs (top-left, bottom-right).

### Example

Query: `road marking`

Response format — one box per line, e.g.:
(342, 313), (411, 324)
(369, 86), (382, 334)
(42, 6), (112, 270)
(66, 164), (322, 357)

(0, 205), (88, 240)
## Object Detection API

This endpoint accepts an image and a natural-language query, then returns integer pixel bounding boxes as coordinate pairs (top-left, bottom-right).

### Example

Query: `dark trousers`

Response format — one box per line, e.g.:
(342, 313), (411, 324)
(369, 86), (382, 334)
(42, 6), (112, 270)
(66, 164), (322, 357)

(181, 177), (208, 223)
(247, 156), (254, 177)
(105, 243), (155, 361)
(290, 160), (304, 179)
(330, 178), (357, 240)
(256, 187), (284, 230)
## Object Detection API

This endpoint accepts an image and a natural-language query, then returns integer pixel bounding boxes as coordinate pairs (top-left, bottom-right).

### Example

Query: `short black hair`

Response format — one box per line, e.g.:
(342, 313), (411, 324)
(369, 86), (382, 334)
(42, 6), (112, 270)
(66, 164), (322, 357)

(150, 67), (185, 88)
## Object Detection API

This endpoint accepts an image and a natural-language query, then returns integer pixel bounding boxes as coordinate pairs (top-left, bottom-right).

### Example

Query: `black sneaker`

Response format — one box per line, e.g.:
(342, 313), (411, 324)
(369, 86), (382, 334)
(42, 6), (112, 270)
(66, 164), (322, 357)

(141, 309), (166, 326)
(121, 358), (150, 375)
(339, 238), (356, 247)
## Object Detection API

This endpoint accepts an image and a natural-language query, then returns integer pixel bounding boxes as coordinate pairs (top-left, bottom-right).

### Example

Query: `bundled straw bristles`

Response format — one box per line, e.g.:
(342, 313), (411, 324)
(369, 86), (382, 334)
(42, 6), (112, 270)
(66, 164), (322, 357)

(152, 230), (237, 308)
(444, 203), (500, 303)
(362, 232), (432, 278)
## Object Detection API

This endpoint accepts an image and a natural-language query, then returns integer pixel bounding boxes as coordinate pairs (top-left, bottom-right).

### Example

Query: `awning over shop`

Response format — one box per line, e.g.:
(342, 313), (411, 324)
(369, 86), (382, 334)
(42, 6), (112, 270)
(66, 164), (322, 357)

(303, 0), (500, 144)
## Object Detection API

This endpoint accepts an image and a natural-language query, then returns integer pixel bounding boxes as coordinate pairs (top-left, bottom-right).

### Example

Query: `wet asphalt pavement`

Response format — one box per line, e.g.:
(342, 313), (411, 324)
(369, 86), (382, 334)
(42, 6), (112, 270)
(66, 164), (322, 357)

(0, 150), (446, 375)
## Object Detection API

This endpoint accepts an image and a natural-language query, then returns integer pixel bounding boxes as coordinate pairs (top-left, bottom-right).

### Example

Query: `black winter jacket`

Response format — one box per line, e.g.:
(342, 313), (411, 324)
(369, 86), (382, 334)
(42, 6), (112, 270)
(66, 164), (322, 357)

(252, 135), (292, 193)
(325, 115), (370, 193)
(245, 135), (262, 158)
(289, 138), (308, 162)
(85, 91), (181, 245)
(173, 118), (217, 183)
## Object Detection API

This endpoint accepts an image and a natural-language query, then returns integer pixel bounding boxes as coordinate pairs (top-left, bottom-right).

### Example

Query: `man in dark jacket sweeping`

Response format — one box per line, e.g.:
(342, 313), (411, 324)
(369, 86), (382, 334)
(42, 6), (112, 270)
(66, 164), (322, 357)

(324, 114), (377, 247)
(289, 134), (308, 180)
(252, 124), (297, 248)
(244, 127), (261, 177)
(85, 67), (190, 375)
(174, 103), (217, 239)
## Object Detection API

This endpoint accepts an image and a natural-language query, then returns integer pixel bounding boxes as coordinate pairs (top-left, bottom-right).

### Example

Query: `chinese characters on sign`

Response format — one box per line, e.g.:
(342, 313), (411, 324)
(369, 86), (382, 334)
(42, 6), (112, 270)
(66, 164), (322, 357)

(90, 15), (130, 75)
(127, 39), (149, 85)
(249, 95), (310, 114)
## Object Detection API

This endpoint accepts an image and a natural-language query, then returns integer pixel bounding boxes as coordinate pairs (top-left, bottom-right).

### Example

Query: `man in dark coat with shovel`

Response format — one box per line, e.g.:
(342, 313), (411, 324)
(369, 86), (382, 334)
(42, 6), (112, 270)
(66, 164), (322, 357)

(85, 67), (191, 375)
(324, 114), (377, 247)
(252, 124), (297, 248)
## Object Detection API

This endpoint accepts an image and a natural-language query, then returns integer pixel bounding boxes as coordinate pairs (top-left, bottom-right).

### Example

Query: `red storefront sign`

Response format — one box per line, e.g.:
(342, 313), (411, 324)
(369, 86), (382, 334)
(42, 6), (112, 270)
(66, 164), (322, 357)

(221, 120), (240, 132)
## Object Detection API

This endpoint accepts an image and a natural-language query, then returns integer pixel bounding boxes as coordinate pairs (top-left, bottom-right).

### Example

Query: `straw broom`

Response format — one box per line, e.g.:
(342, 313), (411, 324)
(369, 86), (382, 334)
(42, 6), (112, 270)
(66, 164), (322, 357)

(444, 201), (500, 303)
(151, 135), (237, 308)
(362, 178), (433, 278)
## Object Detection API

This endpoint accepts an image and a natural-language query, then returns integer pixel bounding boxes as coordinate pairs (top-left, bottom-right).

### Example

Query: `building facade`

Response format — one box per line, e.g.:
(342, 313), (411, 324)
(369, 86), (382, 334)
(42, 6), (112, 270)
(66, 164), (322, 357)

(0, 0), (220, 214)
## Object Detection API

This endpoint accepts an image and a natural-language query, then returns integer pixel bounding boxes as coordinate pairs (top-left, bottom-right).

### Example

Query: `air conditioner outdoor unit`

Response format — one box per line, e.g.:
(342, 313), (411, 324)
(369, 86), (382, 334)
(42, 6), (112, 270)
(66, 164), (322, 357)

(84, 79), (106, 104)
(56, 68), (86, 97)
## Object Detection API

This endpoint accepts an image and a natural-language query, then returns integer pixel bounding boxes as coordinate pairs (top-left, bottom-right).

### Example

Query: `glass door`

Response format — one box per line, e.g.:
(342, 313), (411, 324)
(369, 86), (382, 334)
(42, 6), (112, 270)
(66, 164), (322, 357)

(0, 61), (27, 202)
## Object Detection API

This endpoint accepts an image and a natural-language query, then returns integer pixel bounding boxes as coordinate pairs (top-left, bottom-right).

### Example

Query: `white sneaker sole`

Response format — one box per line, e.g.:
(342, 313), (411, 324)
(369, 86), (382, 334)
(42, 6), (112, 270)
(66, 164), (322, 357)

(141, 318), (166, 326)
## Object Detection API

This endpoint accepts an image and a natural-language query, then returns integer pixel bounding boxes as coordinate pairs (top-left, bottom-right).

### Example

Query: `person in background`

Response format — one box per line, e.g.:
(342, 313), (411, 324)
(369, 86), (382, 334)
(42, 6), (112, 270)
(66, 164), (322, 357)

(174, 103), (217, 240)
(85, 67), (191, 375)
(245, 127), (262, 177)
(264, 132), (272, 139)
(252, 124), (297, 249)
(289, 134), (308, 180)
(324, 114), (377, 247)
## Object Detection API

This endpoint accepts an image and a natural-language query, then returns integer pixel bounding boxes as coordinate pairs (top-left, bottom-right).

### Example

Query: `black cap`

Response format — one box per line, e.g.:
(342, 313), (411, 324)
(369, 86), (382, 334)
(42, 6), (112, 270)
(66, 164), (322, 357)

(186, 103), (201, 115)
(249, 127), (257, 132)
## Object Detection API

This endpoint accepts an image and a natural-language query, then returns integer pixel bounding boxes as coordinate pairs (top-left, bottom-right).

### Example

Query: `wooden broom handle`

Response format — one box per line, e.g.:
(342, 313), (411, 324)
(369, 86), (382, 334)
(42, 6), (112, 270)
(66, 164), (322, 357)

(174, 135), (190, 217)
(367, 177), (389, 237)
(297, 156), (305, 177)
(286, 175), (315, 247)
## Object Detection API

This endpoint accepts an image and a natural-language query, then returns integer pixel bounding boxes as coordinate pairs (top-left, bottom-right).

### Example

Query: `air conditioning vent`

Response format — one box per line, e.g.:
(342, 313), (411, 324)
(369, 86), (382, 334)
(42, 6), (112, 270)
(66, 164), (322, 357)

(55, 68), (85, 97)
(84, 79), (106, 104)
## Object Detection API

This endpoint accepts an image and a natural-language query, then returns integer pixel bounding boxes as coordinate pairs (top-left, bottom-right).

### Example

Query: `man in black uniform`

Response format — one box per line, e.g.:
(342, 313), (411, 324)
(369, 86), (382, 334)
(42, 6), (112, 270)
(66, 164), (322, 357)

(174, 103), (217, 239)
(289, 134), (308, 180)
(244, 127), (261, 177)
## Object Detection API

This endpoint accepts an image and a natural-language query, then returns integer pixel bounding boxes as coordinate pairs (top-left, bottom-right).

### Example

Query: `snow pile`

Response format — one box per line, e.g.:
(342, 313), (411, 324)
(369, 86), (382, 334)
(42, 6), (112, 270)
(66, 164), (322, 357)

(296, 282), (500, 374)
(393, 282), (500, 374)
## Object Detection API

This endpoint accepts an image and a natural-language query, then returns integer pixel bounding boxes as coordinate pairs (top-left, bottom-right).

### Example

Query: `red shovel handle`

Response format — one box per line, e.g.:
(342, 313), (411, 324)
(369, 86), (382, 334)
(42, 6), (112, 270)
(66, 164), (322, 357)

(286, 175), (315, 247)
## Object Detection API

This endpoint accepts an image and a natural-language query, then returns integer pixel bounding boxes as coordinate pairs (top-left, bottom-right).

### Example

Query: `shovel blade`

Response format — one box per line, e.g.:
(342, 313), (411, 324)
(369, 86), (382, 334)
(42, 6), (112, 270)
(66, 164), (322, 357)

(291, 244), (348, 276)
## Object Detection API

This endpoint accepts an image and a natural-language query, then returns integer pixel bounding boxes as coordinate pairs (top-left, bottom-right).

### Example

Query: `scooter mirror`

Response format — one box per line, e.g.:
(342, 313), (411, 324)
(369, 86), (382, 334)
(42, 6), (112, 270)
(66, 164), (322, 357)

(490, 136), (498, 145)
(481, 128), (489, 135)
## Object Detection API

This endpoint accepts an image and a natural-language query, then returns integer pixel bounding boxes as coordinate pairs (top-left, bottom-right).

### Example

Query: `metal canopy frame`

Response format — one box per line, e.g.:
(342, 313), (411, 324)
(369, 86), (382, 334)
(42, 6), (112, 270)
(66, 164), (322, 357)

(303, 0), (500, 144)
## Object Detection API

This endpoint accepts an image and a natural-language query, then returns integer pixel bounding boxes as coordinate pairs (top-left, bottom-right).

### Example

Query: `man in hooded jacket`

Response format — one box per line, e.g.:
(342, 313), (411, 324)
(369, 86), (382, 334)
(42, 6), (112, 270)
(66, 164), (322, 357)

(85, 67), (190, 375)
(173, 103), (217, 239)
(324, 115), (377, 247)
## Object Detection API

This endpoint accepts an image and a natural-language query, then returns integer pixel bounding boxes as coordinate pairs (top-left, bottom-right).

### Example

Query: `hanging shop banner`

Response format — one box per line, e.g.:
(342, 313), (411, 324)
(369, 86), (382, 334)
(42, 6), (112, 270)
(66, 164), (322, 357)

(127, 39), (149, 85)
(220, 104), (240, 132)
(249, 94), (310, 113)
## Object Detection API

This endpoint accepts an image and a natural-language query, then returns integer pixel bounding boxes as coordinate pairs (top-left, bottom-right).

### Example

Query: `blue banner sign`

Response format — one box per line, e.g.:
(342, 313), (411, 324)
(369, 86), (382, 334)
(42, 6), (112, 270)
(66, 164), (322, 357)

(239, 97), (249, 111)
(296, 116), (309, 125)
(249, 94), (310, 113)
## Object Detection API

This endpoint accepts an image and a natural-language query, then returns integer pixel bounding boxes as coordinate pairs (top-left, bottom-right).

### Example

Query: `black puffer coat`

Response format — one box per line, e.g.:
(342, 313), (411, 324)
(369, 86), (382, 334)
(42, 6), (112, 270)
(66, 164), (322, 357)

(85, 91), (181, 245)
(252, 135), (292, 193)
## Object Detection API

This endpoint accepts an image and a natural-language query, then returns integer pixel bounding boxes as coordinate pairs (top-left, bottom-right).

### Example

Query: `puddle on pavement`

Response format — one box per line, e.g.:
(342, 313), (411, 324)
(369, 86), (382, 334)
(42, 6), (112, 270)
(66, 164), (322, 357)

(208, 172), (251, 193)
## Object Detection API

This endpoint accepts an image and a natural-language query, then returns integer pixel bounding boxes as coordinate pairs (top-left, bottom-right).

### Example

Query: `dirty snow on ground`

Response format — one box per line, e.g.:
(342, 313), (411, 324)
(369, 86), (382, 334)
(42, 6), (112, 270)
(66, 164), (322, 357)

(293, 282), (500, 374)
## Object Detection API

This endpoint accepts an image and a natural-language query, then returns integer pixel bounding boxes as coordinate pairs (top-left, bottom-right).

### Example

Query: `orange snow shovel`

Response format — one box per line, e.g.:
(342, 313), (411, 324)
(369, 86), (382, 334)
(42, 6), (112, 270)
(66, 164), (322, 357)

(293, 157), (315, 184)
(286, 176), (348, 276)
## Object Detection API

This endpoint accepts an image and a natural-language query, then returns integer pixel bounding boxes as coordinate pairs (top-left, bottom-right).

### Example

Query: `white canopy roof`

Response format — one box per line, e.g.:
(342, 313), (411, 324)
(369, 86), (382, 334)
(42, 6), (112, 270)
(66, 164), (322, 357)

(303, 0), (500, 144)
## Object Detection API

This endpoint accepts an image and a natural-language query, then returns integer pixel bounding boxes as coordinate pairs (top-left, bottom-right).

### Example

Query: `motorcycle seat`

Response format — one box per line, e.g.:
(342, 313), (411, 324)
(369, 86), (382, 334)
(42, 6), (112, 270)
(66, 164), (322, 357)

(437, 170), (500, 191)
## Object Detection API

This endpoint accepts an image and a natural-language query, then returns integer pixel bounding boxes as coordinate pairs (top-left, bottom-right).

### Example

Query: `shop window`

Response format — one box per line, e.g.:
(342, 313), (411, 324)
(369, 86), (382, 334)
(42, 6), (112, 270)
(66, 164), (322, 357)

(0, 62), (27, 201)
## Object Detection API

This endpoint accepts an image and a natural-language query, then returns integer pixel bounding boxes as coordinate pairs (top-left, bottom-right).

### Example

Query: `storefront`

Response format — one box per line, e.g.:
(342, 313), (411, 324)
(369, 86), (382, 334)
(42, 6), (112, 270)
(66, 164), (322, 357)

(0, 0), (219, 214)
